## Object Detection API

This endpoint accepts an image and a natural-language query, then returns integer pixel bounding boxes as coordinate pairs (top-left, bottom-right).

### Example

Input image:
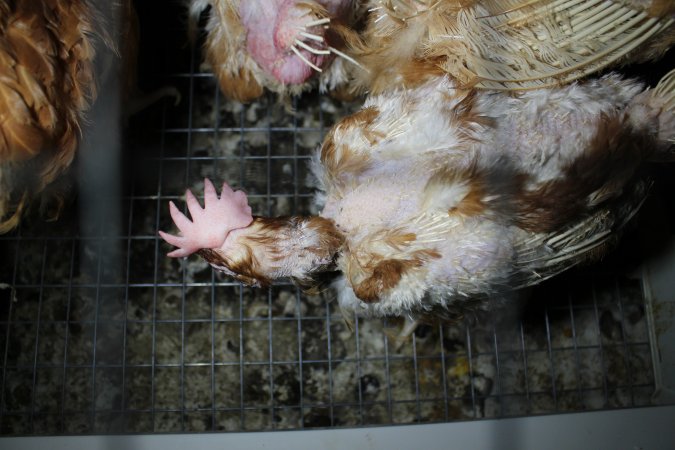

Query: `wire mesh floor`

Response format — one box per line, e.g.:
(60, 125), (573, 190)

(0, 0), (665, 436)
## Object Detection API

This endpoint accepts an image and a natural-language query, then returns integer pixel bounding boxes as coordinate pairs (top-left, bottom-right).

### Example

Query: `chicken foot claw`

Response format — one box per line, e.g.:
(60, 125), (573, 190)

(159, 179), (253, 258)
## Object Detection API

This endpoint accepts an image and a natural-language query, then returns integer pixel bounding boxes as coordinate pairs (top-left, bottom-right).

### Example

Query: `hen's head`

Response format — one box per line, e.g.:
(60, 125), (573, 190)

(160, 178), (344, 288)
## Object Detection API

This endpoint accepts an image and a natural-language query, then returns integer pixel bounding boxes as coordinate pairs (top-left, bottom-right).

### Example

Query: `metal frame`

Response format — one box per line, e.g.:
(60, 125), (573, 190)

(1, 405), (674, 450)
(644, 239), (675, 404)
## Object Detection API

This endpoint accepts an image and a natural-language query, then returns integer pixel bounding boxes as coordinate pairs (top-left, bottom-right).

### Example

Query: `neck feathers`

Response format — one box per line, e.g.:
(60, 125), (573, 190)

(199, 216), (344, 287)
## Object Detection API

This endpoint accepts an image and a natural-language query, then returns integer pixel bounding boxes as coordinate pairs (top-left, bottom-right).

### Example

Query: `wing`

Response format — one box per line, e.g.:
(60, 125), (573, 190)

(511, 177), (651, 289)
(351, 0), (674, 93)
(371, 177), (652, 323)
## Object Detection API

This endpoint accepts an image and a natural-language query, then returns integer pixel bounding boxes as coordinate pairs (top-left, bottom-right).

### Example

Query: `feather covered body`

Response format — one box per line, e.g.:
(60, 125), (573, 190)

(189, 0), (359, 101)
(0, 0), (124, 232)
(165, 71), (671, 321)
(311, 74), (664, 318)
(347, 0), (675, 95)
(162, 0), (675, 322)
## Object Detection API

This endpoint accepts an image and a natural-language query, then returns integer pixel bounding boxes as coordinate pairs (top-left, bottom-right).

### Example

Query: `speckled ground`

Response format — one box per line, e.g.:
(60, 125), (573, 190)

(0, 0), (662, 436)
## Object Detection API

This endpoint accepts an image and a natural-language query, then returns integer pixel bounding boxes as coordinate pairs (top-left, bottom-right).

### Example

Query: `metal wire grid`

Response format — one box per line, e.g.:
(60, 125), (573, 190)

(0, 228), (657, 435)
(0, 1), (658, 435)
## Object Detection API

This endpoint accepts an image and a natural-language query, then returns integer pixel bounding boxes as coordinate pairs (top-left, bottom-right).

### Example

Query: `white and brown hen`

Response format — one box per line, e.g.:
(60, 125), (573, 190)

(162, 0), (675, 322)
(161, 67), (675, 321)
(186, 0), (675, 100)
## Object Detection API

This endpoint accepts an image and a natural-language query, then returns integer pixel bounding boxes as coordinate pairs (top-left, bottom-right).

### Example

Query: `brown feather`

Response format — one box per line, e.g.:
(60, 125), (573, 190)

(0, 0), (122, 232)
(351, 249), (441, 303)
(648, 0), (675, 17)
(319, 105), (381, 188)
(347, 0), (675, 93)
(515, 113), (650, 233)
(201, 1), (264, 102)
(199, 216), (344, 288)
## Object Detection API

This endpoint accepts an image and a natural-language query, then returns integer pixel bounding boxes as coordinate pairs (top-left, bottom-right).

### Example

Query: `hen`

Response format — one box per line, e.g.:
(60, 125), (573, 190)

(187, 0), (362, 102)
(346, 0), (675, 95)
(0, 0), (134, 233)
(187, 0), (675, 101)
(161, 68), (675, 321)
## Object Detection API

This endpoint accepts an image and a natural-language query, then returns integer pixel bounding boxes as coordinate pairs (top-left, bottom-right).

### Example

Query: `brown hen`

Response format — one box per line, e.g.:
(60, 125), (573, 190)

(0, 0), (134, 233)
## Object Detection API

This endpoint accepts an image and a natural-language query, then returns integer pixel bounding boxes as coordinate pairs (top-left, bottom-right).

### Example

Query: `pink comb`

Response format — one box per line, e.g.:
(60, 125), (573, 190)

(159, 179), (253, 258)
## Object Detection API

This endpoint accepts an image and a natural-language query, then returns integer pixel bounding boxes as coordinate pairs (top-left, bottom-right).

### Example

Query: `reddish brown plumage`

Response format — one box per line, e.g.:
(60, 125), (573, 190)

(643, 0), (675, 17)
(198, 215), (344, 288)
(319, 108), (377, 185)
(351, 249), (441, 303)
(200, 2), (264, 102)
(0, 0), (128, 233)
(0, 1), (90, 163)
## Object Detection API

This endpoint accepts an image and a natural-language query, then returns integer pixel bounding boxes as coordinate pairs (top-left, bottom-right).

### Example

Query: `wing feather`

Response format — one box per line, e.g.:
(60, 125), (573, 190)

(510, 178), (650, 289)
(352, 0), (674, 92)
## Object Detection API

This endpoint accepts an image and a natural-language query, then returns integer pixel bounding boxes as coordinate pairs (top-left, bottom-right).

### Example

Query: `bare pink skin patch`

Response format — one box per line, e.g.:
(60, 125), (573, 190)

(238, 0), (349, 85)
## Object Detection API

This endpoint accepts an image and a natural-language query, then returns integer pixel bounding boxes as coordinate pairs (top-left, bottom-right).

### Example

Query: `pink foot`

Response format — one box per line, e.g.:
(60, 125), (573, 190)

(159, 179), (253, 258)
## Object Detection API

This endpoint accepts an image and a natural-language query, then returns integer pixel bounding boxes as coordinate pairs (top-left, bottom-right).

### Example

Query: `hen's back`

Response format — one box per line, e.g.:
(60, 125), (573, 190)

(0, 0), (112, 232)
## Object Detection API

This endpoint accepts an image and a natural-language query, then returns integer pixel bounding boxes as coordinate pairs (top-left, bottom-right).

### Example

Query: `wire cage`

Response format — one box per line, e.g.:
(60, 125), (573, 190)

(0, 0), (674, 441)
